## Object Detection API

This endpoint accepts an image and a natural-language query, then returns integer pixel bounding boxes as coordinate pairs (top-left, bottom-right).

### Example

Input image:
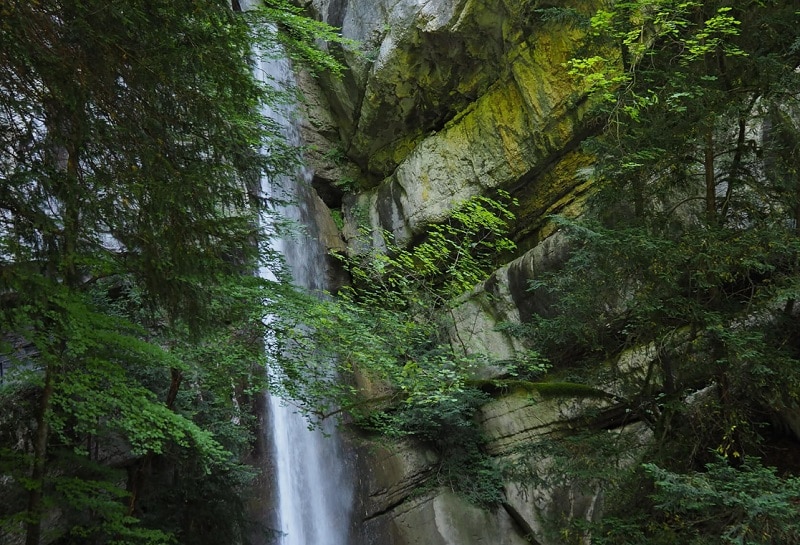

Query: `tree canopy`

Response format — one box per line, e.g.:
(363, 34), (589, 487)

(0, 1), (346, 544)
(523, 1), (800, 542)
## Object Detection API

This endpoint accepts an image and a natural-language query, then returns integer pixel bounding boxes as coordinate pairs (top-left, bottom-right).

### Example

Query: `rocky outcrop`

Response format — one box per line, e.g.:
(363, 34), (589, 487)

(448, 231), (571, 366)
(298, 0), (598, 241)
(343, 21), (594, 244)
(302, 0), (526, 176)
(365, 491), (530, 545)
(353, 435), (530, 545)
(291, 1), (612, 544)
(356, 439), (438, 519)
(350, 387), (634, 545)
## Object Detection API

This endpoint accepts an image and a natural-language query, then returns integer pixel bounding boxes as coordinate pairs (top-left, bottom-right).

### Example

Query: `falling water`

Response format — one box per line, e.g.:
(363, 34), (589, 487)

(252, 30), (355, 545)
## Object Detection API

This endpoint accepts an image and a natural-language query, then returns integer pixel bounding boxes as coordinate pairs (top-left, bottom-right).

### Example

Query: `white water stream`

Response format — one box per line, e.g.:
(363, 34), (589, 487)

(253, 35), (355, 545)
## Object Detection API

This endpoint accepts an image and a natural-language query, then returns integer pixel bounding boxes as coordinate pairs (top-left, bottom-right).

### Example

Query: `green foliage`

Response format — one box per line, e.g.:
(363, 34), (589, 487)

(596, 458), (800, 545)
(0, 273), (277, 544)
(334, 175), (360, 192)
(518, 1), (800, 541)
(264, 194), (518, 506)
(330, 209), (345, 230)
(567, 1), (751, 116)
(364, 386), (505, 507)
(332, 195), (517, 506)
(253, 0), (356, 76)
(529, 0), (800, 442)
(48, 469), (175, 545)
(532, 7), (589, 28)
(266, 195), (518, 420)
(339, 191), (517, 314)
(648, 458), (800, 544)
(0, 1), (346, 544)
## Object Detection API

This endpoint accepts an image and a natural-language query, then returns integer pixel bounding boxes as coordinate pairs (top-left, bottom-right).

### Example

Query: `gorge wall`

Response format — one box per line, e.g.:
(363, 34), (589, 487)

(289, 1), (615, 544)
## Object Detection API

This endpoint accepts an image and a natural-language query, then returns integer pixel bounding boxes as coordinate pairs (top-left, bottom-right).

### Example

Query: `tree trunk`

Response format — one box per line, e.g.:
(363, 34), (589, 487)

(24, 104), (83, 545)
(704, 127), (717, 224)
(25, 365), (55, 545)
(127, 367), (183, 516)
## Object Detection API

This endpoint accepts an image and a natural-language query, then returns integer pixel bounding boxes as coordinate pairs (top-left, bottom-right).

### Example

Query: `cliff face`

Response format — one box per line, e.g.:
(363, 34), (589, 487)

(294, 1), (606, 543)
(301, 0), (594, 243)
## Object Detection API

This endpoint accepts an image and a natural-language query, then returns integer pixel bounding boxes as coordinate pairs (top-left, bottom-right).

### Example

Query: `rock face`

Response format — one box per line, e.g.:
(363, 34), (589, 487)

(291, 1), (611, 544)
(301, 0), (596, 243)
(448, 231), (571, 365)
(353, 438), (531, 545)
(365, 491), (530, 545)
(298, 0), (596, 212)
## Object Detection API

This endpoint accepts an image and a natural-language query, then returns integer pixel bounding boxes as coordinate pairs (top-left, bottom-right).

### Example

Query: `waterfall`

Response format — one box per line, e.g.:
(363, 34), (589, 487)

(252, 32), (356, 545)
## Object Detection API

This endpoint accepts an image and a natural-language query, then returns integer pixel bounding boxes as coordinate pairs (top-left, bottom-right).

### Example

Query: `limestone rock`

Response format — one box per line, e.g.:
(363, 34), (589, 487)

(306, 1), (598, 184)
(448, 287), (524, 372)
(299, 0), (601, 256)
(478, 391), (600, 457)
(296, 68), (363, 206)
(364, 490), (530, 545)
(288, 2), (625, 544)
(345, 35), (592, 247)
(445, 232), (571, 372)
(308, 0), (520, 176)
(499, 422), (652, 545)
(503, 479), (603, 545)
(355, 439), (438, 518)
(307, 189), (351, 291)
